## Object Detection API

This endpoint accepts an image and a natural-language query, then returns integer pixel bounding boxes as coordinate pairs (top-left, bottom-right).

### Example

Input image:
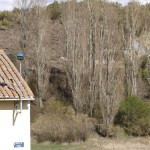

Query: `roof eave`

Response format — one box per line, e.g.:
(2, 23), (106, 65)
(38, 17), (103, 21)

(0, 98), (35, 101)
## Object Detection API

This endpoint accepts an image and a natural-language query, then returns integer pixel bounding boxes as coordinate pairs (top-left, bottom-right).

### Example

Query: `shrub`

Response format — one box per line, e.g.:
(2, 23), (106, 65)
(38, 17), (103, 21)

(31, 97), (94, 142)
(0, 11), (10, 20)
(115, 96), (150, 136)
(141, 68), (149, 78)
(111, 126), (126, 138)
(1, 18), (10, 26)
(47, 2), (61, 20)
(0, 11), (16, 25)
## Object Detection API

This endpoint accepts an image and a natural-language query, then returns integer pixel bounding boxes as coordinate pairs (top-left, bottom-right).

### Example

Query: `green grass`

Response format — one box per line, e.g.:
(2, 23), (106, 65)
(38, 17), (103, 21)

(31, 136), (150, 150)
(32, 143), (85, 150)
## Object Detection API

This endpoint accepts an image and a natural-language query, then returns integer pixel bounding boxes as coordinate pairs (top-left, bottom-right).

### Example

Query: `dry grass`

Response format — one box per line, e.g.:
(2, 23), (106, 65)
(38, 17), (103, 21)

(85, 135), (150, 150)
(32, 135), (150, 150)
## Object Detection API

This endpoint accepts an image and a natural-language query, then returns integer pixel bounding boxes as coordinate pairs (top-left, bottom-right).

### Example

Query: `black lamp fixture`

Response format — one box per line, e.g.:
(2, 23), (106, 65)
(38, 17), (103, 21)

(17, 53), (24, 60)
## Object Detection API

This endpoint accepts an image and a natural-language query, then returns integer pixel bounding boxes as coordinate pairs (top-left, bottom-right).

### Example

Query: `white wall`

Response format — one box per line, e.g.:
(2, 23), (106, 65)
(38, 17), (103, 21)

(0, 101), (30, 150)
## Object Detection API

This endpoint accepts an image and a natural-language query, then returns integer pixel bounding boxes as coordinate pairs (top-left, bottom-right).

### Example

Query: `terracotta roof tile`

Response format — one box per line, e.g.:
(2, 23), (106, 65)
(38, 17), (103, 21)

(0, 49), (34, 100)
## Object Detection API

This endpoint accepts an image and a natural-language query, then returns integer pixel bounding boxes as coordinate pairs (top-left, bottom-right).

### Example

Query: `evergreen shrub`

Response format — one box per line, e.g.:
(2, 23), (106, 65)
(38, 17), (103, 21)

(115, 96), (150, 136)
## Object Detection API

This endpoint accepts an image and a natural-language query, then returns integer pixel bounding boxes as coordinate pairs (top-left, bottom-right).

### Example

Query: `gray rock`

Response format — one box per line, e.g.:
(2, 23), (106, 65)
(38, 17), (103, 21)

(0, 26), (7, 30)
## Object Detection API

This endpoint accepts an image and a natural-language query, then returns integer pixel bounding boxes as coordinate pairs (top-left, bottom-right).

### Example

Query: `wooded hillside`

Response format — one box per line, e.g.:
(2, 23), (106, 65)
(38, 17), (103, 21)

(0, 0), (150, 141)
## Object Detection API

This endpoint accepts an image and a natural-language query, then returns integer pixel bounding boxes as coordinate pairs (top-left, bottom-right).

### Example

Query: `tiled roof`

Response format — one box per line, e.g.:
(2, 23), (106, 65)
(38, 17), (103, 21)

(0, 49), (34, 100)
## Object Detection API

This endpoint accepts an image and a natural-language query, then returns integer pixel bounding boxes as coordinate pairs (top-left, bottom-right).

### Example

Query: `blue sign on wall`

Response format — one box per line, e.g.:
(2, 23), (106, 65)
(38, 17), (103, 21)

(14, 142), (24, 148)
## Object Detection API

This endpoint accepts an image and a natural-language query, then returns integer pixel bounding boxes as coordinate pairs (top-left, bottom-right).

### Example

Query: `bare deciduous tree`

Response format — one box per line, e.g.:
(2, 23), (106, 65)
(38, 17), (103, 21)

(31, 0), (49, 107)
(63, 1), (124, 132)
(15, 0), (33, 79)
(96, 3), (124, 136)
(16, 0), (51, 107)
(62, 1), (85, 113)
(123, 1), (141, 96)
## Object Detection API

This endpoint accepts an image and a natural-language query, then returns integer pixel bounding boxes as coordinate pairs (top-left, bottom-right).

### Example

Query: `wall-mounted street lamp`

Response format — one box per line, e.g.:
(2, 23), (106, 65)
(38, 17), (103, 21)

(17, 53), (24, 113)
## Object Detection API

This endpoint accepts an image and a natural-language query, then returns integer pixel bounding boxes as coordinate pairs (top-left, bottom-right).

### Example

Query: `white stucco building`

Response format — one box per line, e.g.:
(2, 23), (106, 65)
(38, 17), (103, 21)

(0, 50), (34, 150)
